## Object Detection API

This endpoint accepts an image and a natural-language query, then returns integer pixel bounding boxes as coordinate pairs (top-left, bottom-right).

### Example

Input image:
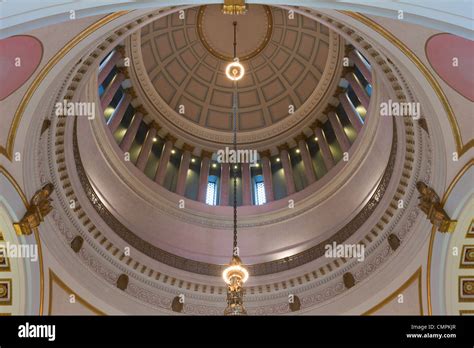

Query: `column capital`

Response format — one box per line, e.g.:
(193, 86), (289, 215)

(182, 143), (195, 153)
(334, 86), (345, 95)
(201, 150), (213, 159)
(309, 119), (324, 131)
(116, 66), (130, 79)
(115, 45), (126, 56)
(343, 66), (356, 75)
(164, 134), (177, 143)
(150, 121), (161, 131)
(128, 87), (138, 99)
(135, 104), (148, 117)
(294, 133), (306, 143)
(344, 44), (353, 56)
(324, 105), (337, 115)
(259, 150), (271, 158)
(277, 143), (290, 152)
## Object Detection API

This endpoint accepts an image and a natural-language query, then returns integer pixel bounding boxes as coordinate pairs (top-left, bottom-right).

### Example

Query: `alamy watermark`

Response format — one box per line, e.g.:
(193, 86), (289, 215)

(380, 99), (420, 120)
(55, 100), (95, 120)
(216, 146), (258, 165)
(18, 323), (55, 341)
(324, 241), (365, 262)
(0, 242), (38, 262)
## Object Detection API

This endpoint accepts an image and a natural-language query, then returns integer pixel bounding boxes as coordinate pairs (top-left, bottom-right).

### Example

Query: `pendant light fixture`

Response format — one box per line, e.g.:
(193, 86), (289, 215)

(222, 0), (248, 15)
(223, 21), (249, 316)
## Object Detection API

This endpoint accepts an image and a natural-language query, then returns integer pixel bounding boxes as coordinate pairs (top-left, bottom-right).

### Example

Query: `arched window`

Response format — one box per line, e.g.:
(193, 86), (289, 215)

(254, 175), (266, 205)
(206, 175), (218, 206)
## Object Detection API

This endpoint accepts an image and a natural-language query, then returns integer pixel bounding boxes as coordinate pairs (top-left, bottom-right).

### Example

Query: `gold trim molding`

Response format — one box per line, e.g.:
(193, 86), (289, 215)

(363, 268), (423, 315)
(416, 182), (457, 233)
(13, 183), (54, 236)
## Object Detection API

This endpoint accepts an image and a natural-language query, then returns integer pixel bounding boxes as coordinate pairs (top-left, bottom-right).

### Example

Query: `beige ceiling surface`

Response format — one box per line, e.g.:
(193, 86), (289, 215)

(140, 5), (332, 133)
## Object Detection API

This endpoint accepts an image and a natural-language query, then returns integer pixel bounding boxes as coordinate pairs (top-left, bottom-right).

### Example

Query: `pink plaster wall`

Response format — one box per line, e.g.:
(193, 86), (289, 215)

(0, 35), (43, 101)
(426, 33), (474, 102)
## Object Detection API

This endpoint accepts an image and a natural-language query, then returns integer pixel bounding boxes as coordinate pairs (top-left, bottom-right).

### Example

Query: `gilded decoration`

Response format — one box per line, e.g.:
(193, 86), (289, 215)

(0, 279), (12, 305)
(416, 182), (457, 233)
(13, 183), (54, 236)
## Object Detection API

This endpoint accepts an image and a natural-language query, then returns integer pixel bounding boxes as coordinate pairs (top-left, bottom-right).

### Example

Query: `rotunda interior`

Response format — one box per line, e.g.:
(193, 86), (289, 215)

(0, 1), (472, 322)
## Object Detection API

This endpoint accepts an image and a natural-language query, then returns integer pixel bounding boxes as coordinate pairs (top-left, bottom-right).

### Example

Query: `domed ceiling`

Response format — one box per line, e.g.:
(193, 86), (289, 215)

(138, 4), (341, 135)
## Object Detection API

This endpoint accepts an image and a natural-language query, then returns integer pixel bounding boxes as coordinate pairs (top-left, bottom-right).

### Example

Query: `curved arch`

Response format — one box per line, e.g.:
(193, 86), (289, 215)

(0, 165), (44, 315)
(427, 159), (474, 315)
(1, 1), (471, 39)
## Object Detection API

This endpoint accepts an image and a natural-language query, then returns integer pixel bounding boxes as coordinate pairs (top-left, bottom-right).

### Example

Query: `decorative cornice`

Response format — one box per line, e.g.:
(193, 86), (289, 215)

(72, 119), (398, 276)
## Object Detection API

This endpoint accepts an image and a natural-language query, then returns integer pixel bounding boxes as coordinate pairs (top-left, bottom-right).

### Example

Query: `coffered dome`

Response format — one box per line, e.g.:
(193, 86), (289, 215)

(132, 5), (343, 147)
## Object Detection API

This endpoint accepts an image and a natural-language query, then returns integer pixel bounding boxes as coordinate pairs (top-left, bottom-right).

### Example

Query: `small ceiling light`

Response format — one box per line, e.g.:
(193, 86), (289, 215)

(276, 158), (280, 162)
(314, 137), (319, 141)
(191, 158), (196, 163)
(104, 107), (115, 117)
(255, 163), (260, 167)
(223, 256), (249, 285)
(171, 149), (176, 154)
(356, 105), (366, 116)
(226, 59), (245, 81)
(152, 137), (158, 143)
(222, 0), (247, 15)
(295, 149), (300, 154)
(234, 165), (238, 170)
(212, 163), (217, 168)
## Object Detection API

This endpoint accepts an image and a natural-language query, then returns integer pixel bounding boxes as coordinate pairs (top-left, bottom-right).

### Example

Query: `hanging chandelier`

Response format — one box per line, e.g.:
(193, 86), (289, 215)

(222, 0), (248, 15)
(223, 21), (249, 316)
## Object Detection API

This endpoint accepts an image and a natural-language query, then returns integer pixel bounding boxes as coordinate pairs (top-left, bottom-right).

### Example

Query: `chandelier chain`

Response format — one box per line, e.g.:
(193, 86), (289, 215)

(232, 21), (238, 252)
(232, 82), (238, 251)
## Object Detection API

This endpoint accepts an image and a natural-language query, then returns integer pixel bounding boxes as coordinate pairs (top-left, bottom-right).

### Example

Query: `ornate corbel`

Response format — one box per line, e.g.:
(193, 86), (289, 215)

(13, 183), (54, 236)
(416, 182), (457, 233)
